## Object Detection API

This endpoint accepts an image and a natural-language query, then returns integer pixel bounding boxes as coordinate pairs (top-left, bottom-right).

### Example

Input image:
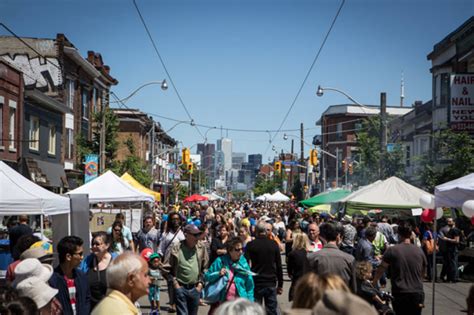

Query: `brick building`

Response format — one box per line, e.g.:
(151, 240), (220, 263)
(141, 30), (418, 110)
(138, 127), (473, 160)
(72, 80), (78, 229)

(0, 59), (23, 169)
(316, 104), (412, 190)
(0, 34), (117, 189)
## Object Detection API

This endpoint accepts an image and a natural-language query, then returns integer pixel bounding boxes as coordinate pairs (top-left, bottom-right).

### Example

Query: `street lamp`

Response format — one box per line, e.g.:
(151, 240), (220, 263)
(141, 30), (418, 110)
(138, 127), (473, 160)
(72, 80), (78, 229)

(316, 84), (387, 181)
(110, 80), (168, 104)
(316, 85), (370, 109)
(204, 126), (217, 144)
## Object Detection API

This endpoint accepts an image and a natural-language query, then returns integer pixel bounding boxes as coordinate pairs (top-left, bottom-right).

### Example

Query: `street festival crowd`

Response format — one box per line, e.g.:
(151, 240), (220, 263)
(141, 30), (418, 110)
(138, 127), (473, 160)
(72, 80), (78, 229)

(1, 200), (474, 315)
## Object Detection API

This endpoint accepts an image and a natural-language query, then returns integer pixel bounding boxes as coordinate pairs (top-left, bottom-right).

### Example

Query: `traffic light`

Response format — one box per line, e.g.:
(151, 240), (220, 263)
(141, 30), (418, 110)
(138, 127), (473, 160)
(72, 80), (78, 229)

(310, 149), (319, 166)
(182, 148), (190, 165)
(187, 162), (194, 174)
(349, 163), (353, 175)
(341, 160), (346, 172)
(274, 161), (282, 173)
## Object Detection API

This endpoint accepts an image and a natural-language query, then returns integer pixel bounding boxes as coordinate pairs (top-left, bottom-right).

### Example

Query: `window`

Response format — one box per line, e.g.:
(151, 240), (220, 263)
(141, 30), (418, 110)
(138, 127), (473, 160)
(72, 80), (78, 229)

(336, 123), (343, 140)
(29, 116), (40, 151)
(92, 88), (97, 113)
(405, 145), (411, 167)
(66, 80), (74, 109)
(440, 73), (449, 106)
(65, 128), (74, 159)
(82, 88), (89, 120)
(9, 100), (16, 151)
(48, 125), (56, 155)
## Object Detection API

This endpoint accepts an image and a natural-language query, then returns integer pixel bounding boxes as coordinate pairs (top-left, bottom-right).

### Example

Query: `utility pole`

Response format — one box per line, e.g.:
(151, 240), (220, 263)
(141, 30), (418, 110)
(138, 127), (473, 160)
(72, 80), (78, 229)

(290, 139), (294, 191)
(300, 123), (304, 187)
(380, 92), (387, 179)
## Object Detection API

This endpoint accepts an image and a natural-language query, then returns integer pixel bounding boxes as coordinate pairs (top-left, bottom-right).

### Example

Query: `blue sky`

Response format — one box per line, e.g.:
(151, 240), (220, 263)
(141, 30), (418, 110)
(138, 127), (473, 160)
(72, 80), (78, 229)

(1, 0), (473, 162)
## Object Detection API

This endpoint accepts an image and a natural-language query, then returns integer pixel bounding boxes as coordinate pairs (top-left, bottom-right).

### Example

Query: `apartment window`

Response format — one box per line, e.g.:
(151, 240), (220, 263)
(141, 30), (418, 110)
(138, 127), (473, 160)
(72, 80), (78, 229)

(66, 80), (74, 109)
(29, 116), (40, 151)
(8, 101), (16, 151)
(82, 88), (89, 120)
(336, 123), (343, 140)
(405, 145), (411, 167)
(65, 128), (74, 159)
(0, 96), (3, 148)
(440, 73), (449, 106)
(48, 125), (56, 155)
(92, 88), (97, 113)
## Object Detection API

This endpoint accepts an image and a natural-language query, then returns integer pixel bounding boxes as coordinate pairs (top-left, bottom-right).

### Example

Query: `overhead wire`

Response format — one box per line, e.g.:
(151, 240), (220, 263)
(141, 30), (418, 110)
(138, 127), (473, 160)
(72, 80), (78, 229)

(132, 0), (205, 141)
(263, 0), (346, 156)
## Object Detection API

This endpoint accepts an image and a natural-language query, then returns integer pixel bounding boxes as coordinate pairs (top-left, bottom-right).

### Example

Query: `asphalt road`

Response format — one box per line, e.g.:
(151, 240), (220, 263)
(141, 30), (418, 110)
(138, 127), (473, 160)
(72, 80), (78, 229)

(137, 259), (472, 315)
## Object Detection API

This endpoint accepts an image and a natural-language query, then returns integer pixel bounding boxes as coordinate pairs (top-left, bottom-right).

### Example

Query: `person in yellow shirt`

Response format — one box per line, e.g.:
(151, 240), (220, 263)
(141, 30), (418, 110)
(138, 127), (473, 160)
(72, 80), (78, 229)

(92, 252), (150, 315)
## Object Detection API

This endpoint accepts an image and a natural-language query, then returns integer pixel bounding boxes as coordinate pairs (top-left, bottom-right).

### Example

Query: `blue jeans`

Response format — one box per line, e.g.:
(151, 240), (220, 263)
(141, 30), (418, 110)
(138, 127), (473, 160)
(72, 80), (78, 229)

(255, 287), (278, 315)
(174, 286), (200, 315)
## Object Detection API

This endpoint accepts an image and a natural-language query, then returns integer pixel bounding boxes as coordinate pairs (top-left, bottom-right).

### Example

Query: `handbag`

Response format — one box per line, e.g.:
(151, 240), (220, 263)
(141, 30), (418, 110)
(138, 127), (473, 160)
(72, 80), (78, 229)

(202, 272), (229, 304)
(202, 266), (236, 304)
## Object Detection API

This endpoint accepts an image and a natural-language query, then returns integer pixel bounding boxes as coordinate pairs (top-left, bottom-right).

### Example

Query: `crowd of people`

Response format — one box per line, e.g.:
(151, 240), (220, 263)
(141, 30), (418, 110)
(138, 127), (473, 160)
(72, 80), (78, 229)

(1, 200), (473, 315)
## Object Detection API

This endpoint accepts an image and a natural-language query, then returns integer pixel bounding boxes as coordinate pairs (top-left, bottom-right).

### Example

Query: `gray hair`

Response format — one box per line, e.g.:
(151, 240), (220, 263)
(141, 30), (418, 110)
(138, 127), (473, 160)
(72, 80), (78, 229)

(214, 298), (266, 315)
(106, 252), (144, 290)
(256, 220), (267, 235)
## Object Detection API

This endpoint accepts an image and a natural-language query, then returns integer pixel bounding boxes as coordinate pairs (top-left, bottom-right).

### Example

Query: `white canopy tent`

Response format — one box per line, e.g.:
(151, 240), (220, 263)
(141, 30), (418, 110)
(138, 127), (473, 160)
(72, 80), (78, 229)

(267, 191), (291, 202)
(435, 173), (474, 208)
(343, 177), (432, 212)
(66, 170), (154, 203)
(0, 161), (70, 215)
(202, 193), (225, 201)
(256, 193), (272, 201)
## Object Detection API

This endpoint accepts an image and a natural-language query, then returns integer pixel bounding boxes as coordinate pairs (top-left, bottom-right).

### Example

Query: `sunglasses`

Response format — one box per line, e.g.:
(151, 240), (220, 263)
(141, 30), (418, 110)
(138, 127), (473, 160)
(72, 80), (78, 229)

(232, 247), (243, 252)
(73, 251), (84, 257)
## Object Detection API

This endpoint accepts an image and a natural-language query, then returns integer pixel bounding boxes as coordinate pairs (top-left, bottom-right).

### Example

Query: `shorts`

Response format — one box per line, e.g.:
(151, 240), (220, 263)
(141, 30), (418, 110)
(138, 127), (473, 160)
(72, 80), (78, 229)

(148, 284), (160, 302)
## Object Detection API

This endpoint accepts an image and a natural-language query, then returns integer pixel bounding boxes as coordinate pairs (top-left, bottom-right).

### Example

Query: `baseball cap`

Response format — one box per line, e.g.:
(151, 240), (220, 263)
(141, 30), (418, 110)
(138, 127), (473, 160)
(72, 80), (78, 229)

(183, 224), (201, 235)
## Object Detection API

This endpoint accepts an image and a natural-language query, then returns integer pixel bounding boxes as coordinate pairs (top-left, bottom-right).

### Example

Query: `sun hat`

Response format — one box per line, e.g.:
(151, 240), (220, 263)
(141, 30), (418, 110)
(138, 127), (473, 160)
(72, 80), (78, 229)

(16, 276), (58, 309)
(20, 247), (54, 264)
(12, 258), (54, 288)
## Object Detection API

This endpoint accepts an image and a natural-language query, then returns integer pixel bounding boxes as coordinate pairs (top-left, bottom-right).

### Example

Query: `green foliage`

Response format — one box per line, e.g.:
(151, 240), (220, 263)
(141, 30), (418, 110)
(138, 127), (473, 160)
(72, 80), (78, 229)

(253, 174), (279, 196)
(112, 136), (152, 188)
(291, 177), (304, 202)
(353, 116), (406, 186)
(418, 129), (474, 191)
(75, 108), (119, 170)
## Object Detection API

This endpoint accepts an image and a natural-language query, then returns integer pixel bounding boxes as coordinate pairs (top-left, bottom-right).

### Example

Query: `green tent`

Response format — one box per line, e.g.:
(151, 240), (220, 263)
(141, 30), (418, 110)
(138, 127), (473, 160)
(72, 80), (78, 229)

(299, 189), (351, 208)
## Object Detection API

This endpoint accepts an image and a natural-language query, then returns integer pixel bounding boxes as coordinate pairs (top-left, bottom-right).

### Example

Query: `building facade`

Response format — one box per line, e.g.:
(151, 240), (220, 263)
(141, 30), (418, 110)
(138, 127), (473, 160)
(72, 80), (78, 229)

(316, 104), (412, 190)
(0, 34), (118, 189)
(0, 60), (23, 169)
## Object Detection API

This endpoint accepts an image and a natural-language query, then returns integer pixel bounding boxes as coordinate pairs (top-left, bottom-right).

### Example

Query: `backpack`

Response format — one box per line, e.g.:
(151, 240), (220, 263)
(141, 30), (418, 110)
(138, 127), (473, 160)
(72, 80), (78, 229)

(424, 231), (437, 255)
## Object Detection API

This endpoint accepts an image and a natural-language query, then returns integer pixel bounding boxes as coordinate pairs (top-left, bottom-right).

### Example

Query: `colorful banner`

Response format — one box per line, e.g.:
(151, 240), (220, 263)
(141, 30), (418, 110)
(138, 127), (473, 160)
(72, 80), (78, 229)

(84, 154), (99, 183)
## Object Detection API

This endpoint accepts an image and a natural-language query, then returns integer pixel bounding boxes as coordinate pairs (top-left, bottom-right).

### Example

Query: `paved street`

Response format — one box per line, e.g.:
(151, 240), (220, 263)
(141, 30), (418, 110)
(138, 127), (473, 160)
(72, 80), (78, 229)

(138, 257), (472, 315)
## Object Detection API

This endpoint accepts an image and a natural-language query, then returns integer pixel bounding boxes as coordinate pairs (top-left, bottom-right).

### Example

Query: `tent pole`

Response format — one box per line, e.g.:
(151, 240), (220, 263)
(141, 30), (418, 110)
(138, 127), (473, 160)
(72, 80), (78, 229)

(68, 212), (71, 235)
(432, 218), (437, 315)
(40, 214), (44, 239)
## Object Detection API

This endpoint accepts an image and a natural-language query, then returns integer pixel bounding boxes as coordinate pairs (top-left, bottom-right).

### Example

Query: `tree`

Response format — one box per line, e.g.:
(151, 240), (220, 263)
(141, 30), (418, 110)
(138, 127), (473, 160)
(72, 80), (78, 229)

(75, 108), (119, 171)
(291, 177), (304, 202)
(418, 129), (474, 191)
(253, 174), (278, 196)
(112, 137), (152, 188)
(353, 116), (406, 186)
